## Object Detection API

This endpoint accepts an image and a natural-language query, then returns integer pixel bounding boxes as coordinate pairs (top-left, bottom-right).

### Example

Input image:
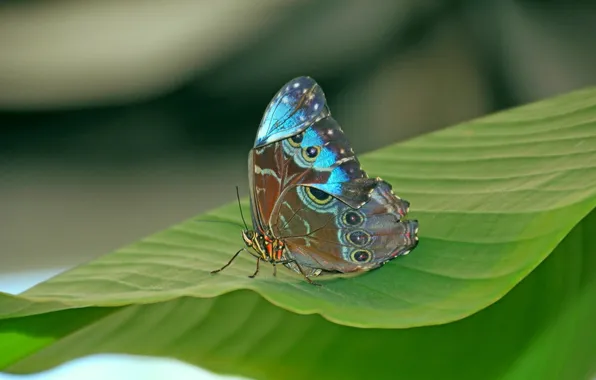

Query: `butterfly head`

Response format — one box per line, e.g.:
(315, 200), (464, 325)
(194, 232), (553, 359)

(241, 230), (256, 247)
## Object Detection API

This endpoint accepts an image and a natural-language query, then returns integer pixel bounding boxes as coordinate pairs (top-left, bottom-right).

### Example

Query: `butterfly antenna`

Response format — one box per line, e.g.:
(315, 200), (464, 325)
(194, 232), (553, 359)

(236, 186), (249, 231)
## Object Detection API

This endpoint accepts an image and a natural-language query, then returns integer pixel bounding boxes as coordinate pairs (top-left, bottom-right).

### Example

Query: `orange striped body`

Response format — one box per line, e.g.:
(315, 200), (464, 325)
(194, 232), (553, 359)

(242, 230), (286, 263)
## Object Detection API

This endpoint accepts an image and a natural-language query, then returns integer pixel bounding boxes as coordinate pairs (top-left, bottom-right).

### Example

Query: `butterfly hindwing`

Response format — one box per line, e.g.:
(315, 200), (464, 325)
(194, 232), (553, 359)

(271, 180), (418, 274)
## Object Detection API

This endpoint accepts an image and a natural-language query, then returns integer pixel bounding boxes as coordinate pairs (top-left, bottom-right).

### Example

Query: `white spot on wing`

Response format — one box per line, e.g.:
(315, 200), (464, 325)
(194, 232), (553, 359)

(336, 156), (356, 165)
(293, 82), (300, 88)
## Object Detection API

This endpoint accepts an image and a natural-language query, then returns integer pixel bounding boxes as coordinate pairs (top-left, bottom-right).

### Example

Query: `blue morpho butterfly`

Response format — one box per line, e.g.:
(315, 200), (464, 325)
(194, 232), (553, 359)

(211, 76), (419, 285)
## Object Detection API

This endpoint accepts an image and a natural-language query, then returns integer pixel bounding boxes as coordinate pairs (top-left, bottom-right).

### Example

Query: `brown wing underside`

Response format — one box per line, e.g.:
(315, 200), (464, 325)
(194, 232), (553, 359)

(271, 181), (418, 274)
(248, 143), (283, 233)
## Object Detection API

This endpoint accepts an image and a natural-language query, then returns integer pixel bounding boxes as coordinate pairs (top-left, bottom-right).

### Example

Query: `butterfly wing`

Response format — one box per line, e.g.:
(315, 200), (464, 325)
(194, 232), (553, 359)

(254, 76), (330, 148)
(271, 180), (418, 274)
(249, 115), (377, 233)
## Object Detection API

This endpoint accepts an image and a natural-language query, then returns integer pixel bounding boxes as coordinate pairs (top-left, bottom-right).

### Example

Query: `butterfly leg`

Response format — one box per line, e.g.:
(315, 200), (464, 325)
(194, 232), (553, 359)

(211, 248), (246, 274)
(249, 257), (261, 278)
(294, 262), (321, 287)
(275, 259), (320, 286)
(272, 263), (277, 277)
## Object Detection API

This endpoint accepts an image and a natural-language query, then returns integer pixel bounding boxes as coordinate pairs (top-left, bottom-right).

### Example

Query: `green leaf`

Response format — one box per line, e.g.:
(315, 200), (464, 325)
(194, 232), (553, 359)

(1, 87), (596, 379)
(2, 211), (595, 379)
(502, 269), (596, 380)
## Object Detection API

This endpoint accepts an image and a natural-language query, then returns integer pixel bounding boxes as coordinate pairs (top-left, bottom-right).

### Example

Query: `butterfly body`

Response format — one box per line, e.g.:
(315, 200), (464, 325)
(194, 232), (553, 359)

(241, 230), (285, 263)
(238, 229), (323, 284)
(212, 76), (419, 284)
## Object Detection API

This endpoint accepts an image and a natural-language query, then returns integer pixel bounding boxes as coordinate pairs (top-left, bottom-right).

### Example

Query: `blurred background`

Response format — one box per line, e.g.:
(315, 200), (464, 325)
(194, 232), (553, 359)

(1, 0), (595, 379)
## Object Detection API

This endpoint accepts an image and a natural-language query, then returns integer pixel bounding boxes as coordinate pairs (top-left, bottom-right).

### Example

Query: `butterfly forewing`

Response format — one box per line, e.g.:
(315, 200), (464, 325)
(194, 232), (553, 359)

(254, 76), (330, 148)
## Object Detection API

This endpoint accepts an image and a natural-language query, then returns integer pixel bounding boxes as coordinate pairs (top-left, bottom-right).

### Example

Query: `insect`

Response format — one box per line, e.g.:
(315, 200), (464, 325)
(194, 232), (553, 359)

(211, 76), (419, 285)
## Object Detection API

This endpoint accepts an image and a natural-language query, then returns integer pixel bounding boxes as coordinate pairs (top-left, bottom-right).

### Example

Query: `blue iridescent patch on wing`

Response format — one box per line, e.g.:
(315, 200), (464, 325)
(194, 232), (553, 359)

(313, 182), (343, 198)
(254, 76), (330, 148)
(307, 165), (350, 199)
(300, 127), (325, 148)
(313, 146), (337, 169)
(327, 165), (350, 183)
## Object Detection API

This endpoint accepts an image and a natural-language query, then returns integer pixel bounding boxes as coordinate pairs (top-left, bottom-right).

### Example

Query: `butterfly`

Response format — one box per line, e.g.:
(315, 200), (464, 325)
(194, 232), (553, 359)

(211, 76), (419, 285)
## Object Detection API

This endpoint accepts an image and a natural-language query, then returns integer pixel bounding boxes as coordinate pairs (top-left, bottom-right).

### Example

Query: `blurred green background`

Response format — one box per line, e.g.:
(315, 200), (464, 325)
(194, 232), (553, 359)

(1, 0), (596, 309)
